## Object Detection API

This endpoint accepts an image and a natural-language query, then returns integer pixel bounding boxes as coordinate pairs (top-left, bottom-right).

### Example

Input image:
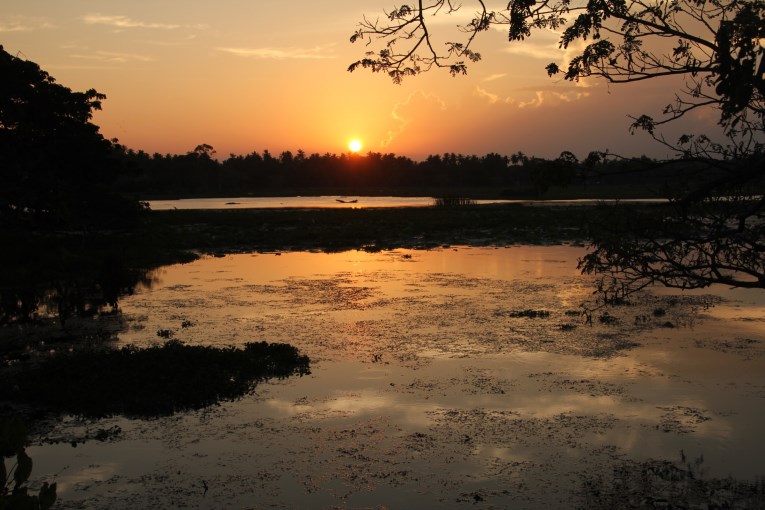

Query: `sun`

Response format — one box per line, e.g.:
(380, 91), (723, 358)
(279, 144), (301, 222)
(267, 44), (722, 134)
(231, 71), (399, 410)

(348, 139), (363, 153)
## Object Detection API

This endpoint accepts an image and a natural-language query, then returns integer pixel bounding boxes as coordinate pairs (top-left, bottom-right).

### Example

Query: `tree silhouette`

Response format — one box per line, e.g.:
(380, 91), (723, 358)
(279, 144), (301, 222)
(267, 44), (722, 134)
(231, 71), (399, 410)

(0, 45), (143, 227)
(350, 1), (765, 289)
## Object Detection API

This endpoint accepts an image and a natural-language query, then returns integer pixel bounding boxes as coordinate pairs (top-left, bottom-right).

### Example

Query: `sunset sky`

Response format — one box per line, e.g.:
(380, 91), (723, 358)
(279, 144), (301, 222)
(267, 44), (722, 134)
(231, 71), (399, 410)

(1, 1), (725, 160)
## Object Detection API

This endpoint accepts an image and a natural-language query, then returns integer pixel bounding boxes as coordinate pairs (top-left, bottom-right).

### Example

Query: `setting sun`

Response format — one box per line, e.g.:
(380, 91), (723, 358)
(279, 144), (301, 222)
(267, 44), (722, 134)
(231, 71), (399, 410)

(349, 139), (363, 153)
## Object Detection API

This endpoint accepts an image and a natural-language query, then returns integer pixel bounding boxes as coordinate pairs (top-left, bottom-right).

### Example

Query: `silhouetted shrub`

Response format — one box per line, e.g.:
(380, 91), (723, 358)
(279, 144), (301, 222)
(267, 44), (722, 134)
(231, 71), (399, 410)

(2, 341), (310, 418)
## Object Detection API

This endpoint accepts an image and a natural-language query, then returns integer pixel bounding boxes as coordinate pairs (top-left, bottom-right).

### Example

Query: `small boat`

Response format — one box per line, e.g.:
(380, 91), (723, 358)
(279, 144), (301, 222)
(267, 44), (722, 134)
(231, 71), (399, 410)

(336, 199), (358, 203)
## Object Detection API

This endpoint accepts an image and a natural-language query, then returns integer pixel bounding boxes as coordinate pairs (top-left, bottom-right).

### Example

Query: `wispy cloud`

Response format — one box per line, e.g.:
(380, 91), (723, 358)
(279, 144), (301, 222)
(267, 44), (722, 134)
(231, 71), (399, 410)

(473, 86), (514, 105)
(70, 51), (155, 63)
(504, 40), (562, 61)
(482, 73), (508, 83)
(501, 28), (585, 63)
(217, 45), (336, 60)
(473, 85), (589, 109)
(517, 90), (590, 108)
(517, 91), (546, 109)
(384, 90), (447, 147)
(0, 16), (53, 32)
(502, 28), (597, 89)
(82, 14), (206, 30)
(141, 34), (199, 47)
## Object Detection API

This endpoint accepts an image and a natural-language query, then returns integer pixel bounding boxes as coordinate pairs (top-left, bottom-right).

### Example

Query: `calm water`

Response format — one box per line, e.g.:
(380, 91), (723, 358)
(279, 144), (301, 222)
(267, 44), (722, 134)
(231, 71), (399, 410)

(148, 196), (664, 210)
(31, 247), (765, 508)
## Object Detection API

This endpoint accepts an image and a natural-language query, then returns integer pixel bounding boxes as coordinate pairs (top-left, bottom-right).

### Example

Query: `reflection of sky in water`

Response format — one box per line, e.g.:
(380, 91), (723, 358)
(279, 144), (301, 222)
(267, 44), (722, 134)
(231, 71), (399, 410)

(30, 247), (765, 509)
(148, 196), (664, 210)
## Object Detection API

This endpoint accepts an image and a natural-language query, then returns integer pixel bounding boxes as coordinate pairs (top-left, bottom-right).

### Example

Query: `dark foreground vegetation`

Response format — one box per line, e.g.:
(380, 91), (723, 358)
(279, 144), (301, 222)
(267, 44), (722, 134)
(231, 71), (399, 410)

(1, 341), (309, 419)
(579, 456), (765, 509)
(116, 143), (719, 200)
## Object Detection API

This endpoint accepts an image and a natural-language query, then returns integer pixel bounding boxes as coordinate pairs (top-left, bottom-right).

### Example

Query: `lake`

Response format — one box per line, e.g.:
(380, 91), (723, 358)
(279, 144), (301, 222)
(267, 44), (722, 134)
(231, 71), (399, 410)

(147, 196), (665, 210)
(30, 246), (765, 508)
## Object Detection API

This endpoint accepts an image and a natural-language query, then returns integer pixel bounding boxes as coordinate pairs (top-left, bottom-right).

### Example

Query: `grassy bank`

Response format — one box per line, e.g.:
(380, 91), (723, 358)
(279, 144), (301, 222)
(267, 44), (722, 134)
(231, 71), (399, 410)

(138, 202), (601, 255)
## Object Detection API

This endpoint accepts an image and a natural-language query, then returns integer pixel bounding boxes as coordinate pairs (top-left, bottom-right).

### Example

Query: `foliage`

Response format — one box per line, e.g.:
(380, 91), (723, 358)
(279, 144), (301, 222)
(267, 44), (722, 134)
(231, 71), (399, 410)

(0, 419), (56, 510)
(349, 1), (765, 290)
(1, 340), (310, 418)
(581, 195), (764, 290)
(0, 45), (145, 228)
(348, 1), (763, 142)
(117, 145), (673, 196)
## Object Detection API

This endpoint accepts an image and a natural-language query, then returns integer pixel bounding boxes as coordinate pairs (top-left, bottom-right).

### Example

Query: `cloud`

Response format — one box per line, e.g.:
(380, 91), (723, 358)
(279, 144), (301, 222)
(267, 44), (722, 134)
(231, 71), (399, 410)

(500, 28), (600, 89)
(473, 85), (589, 109)
(517, 91), (546, 108)
(70, 51), (155, 63)
(141, 35), (199, 47)
(217, 45), (336, 60)
(473, 86), (513, 105)
(0, 16), (53, 32)
(517, 90), (590, 108)
(82, 14), (206, 30)
(383, 90), (447, 148)
(501, 28), (563, 60)
(482, 73), (507, 83)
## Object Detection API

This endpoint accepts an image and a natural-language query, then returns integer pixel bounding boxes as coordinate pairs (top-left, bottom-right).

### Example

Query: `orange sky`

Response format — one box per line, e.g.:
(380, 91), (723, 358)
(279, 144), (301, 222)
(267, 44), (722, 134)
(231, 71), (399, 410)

(1, 1), (726, 160)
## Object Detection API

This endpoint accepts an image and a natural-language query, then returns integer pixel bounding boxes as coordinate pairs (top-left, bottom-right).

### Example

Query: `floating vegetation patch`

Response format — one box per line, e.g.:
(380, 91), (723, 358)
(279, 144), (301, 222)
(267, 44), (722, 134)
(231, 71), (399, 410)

(427, 408), (618, 449)
(499, 309), (552, 319)
(694, 337), (764, 359)
(653, 406), (712, 434)
(528, 372), (633, 399)
(598, 312), (618, 325)
(578, 456), (765, 509)
(2, 340), (310, 418)
(282, 278), (377, 310)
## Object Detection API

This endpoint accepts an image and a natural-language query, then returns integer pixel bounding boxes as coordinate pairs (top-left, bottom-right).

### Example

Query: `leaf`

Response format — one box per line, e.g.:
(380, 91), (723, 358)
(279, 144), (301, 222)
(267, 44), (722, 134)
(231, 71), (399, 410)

(546, 62), (560, 76)
(14, 449), (32, 487)
(39, 482), (57, 510)
(0, 419), (28, 454)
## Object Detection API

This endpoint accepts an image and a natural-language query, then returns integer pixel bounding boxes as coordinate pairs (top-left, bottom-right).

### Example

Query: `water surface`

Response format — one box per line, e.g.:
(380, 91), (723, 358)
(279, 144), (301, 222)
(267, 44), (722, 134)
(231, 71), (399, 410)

(148, 196), (665, 210)
(31, 247), (765, 508)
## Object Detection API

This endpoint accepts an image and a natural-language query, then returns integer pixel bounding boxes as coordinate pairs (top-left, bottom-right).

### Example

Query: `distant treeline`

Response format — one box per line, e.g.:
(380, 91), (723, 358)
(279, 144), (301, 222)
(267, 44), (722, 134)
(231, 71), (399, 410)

(113, 144), (700, 197)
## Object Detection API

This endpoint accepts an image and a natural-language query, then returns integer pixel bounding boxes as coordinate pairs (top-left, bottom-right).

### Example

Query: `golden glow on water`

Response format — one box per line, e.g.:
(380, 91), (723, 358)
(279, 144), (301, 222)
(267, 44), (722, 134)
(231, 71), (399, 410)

(31, 247), (765, 508)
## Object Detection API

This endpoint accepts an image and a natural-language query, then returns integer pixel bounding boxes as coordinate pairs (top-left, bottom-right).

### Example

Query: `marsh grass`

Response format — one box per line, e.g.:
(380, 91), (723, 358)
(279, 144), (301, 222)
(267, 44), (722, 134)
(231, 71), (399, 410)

(433, 196), (476, 207)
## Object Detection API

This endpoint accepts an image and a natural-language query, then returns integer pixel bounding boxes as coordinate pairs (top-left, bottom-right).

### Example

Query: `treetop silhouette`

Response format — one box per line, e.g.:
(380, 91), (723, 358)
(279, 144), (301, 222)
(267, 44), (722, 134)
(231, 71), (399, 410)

(0, 45), (142, 227)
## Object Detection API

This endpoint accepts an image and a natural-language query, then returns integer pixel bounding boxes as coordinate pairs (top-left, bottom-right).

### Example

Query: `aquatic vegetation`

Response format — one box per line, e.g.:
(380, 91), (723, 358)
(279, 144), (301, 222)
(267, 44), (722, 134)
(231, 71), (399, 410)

(506, 309), (551, 319)
(433, 196), (476, 207)
(0, 419), (57, 510)
(1, 340), (310, 418)
(578, 456), (765, 509)
(156, 328), (173, 339)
